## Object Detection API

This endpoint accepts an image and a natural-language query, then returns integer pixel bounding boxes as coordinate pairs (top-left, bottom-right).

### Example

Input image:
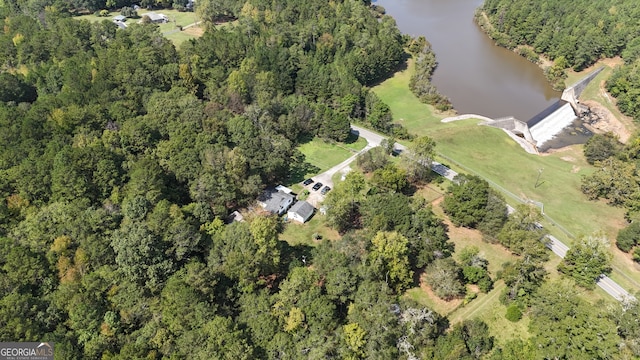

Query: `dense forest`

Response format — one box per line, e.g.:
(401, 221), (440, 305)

(1, 0), (639, 358)
(478, 0), (640, 119)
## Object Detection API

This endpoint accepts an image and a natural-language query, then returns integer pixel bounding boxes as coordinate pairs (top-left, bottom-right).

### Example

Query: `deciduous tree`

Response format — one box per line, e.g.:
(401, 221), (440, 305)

(368, 231), (413, 293)
(558, 232), (612, 289)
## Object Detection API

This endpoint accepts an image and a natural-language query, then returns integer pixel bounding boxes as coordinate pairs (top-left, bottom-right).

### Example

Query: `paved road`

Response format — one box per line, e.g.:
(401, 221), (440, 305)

(544, 234), (634, 301)
(598, 275), (635, 302)
(311, 144), (372, 188)
(350, 125), (387, 147)
(310, 125), (395, 189)
(504, 207), (635, 301)
(546, 234), (570, 258)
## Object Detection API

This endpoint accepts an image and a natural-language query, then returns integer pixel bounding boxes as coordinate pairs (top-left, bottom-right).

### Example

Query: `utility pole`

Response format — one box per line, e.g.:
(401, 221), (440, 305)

(535, 168), (544, 188)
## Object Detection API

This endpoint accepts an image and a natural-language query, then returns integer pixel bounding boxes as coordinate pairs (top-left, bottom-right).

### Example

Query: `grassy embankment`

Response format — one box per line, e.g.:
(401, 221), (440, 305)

(374, 60), (628, 242)
(373, 58), (635, 342)
(74, 9), (214, 46)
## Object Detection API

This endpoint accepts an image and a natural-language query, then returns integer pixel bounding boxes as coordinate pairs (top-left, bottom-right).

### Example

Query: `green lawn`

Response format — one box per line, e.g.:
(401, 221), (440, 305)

(373, 60), (628, 246)
(297, 137), (362, 174)
(163, 26), (202, 46)
(285, 135), (367, 187)
(448, 281), (532, 346)
(280, 215), (340, 246)
(340, 132), (368, 152)
(432, 124), (627, 240)
(76, 9), (199, 27)
(372, 59), (455, 135)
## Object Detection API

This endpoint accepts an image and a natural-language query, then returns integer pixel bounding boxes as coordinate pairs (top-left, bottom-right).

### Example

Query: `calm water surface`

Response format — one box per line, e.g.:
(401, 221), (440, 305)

(375, 0), (561, 121)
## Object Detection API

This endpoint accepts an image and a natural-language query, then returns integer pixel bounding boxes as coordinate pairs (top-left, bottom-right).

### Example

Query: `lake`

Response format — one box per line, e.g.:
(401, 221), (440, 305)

(374, 0), (561, 122)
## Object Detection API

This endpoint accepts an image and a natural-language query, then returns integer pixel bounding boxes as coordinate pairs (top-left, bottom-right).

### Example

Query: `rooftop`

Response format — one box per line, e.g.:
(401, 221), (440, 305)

(288, 200), (315, 220)
(257, 188), (295, 214)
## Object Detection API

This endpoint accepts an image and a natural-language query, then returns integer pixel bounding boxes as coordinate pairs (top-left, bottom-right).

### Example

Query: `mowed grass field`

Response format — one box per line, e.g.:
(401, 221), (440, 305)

(280, 215), (340, 246)
(372, 60), (457, 135)
(297, 136), (366, 174)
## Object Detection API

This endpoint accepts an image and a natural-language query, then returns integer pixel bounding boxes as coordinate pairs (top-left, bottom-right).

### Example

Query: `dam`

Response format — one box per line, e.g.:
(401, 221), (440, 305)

(528, 102), (577, 148)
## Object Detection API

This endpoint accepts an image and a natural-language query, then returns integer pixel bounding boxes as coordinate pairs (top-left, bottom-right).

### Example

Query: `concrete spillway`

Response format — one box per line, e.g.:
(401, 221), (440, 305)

(463, 68), (603, 153)
(528, 102), (577, 147)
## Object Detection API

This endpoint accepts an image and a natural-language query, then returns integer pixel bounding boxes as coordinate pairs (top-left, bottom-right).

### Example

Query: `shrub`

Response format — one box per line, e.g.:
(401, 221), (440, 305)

(464, 291), (478, 305)
(424, 258), (465, 301)
(121, 6), (138, 18)
(583, 132), (622, 165)
(477, 276), (493, 293)
(505, 304), (522, 322)
(617, 222), (640, 252)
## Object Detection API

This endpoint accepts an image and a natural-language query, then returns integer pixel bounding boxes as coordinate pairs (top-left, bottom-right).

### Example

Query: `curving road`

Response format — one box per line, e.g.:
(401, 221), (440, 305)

(309, 125), (394, 189)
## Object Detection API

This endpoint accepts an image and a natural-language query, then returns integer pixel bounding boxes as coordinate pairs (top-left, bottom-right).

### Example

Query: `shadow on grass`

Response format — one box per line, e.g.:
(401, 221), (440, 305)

(343, 132), (360, 145)
(296, 132), (315, 145)
(287, 150), (320, 185)
(280, 242), (315, 272)
(367, 53), (411, 87)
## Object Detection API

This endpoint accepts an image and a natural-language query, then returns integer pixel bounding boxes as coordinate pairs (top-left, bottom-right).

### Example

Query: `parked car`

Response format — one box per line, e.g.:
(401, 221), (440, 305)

(312, 182), (323, 191)
(303, 178), (314, 186)
(320, 186), (331, 195)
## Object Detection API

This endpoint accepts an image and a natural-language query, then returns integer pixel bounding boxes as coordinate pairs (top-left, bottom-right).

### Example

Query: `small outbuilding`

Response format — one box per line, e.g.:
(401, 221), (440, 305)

(227, 210), (244, 223)
(287, 201), (315, 223)
(113, 15), (126, 22)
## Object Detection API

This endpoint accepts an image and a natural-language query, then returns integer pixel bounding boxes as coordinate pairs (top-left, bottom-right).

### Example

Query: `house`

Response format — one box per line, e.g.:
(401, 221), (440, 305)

(140, 12), (169, 23)
(287, 201), (315, 223)
(113, 15), (126, 22)
(257, 188), (295, 215)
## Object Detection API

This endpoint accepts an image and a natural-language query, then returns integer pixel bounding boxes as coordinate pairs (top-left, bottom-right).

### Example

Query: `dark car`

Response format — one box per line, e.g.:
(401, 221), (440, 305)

(312, 182), (323, 191)
(320, 186), (331, 195)
(303, 178), (314, 186)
